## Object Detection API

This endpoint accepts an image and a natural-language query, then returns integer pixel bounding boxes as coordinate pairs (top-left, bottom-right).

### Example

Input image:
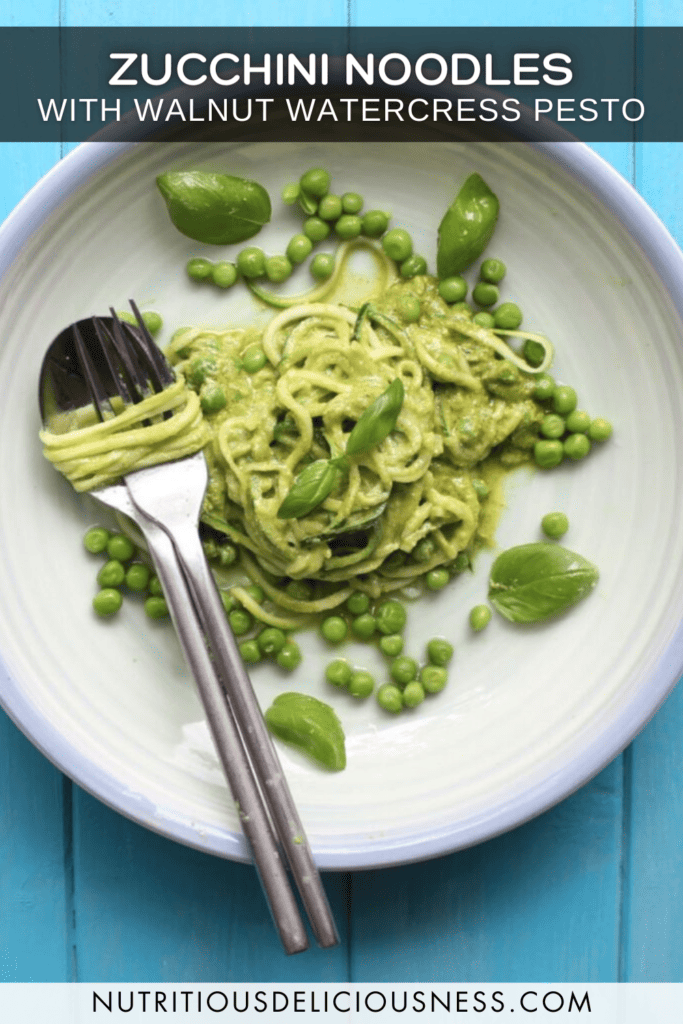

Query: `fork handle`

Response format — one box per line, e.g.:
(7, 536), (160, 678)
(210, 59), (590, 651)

(137, 517), (309, 955)
(163, 522), (339, 950)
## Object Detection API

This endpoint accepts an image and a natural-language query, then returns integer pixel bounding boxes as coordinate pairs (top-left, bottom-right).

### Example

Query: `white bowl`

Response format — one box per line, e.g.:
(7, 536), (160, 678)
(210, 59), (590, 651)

(1, 140), (682, 869)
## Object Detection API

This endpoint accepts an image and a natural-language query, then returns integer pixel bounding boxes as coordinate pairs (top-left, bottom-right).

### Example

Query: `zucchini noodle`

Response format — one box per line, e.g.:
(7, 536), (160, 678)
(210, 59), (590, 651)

(165, 265), (554, 617)
(39, 247), (556, 626)
(40, 377), (209, 492)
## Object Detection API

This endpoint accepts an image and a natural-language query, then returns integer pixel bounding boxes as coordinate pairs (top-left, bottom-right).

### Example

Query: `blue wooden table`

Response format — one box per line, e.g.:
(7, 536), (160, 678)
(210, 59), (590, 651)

(2, 0), (683, 985)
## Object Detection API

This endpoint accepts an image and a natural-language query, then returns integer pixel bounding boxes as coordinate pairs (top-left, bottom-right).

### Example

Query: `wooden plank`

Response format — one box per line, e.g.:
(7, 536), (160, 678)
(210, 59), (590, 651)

(0, 711), (71, 981)
(349, 0), (634, 24)
(620, 137), (683, 981)
(351, 761), (625, 981)
(71, 790), (351, 981)
(63, 0), (346, 26)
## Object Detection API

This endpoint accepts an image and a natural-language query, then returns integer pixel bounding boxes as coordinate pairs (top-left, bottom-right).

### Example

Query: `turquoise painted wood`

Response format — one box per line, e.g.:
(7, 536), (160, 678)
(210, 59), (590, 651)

(1, 0), (683, 987)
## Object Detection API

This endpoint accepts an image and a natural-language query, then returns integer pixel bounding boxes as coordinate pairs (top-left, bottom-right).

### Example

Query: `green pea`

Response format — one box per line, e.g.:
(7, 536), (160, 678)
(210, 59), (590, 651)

(361, 210), (390, 237)
(236, 247), (266, 279)
(348, 670), (374, 698)
(438, 276), (468, 304)
(229, 609), (252, 635)
(317, 195), (343, 221)
(427, 638), (454, 666)
(321, 616), (348, 643)
(97, 559), (125, 587)
(245, 584), (265, 603)
(125, 563), (151, 592)
(310, 253), (335, 280)
(382, 228), (413, 263)
(376, 683), (403, 713)
(218, 543), (237, 567)
(202, 538), (218, 561)
(148, 575), (163, 597)
(480, 258), (506, 283)
(564, 433), (591, 460)
(200, 382), (227, 414)
(403, 681), (425, 708)
(553, 385), (578, 415)
(334, 215), (362, 240)
(379, 634), (404, 658)
(469, 604), (492, 631)
(565, 409), (591, 433)
(339, 192), (362, 215)
(426, 568), (450, 591)
(472, 282), (499, 307)
(376, 600), (407, 635)
(142, 311), (162, 335)
(541, 512), (569, 539)
(473, 311), (495, 328)
(452, 552), (470, 572)
(84, 526), (110, 554)
(93, 588), (123, 617)
(588, 417), (613, 442)
(211, 261), (238, 289)
(351, 613), (376, 640)
(285, 580), (313, 601)
(276, 642), (301, 671)
(187, 356), (214, 389)
(299, 167), (331, 198)
(400, 254), (427, 278)
(220, 591), (237, 614)
(326, 659), (353, 688)
(186, 257), (213, 281)
(420, 665), (448, 694)
(534, 439), (564, 469)
(523, 338), (546, 368)
(242, 346), (267, 373)
(265, 255), (293, 284)
(397, 294), (421, 323)
(494, 302), (523, 330)
(145, 595), (169, 620)
(472, 478), (489, 498)
(346, 592), (370, 616)
(258, 627), (287, 657)
(303, 216), (331, 243)
(533, 374), (556, 402)
(286, 233), (313, 265)
(540, 413), (566, 440)
(282, 182), (300, 205)
(451, 301), (473, 317)
(390, 655), (418, 685)
(107, 533), (135, 562)
(413, 537), (435, 564)
(239, 639), (262, 664)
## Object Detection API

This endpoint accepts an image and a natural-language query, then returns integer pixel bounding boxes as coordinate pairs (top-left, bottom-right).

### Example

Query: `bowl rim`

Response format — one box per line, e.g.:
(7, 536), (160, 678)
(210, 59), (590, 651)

(1, 139), (683, 870)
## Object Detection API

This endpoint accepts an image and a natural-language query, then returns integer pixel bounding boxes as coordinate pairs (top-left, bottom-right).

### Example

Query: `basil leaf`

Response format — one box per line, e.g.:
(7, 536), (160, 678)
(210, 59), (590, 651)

(345, 378), (405, 457)
(437, 173), (499, 279)
(156, 171), (271, 245)
(277, 459), (345, 520)
(488, 543), (599, 623)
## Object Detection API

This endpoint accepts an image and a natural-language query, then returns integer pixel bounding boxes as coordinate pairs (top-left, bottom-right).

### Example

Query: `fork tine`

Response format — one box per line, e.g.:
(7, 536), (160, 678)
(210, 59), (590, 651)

(92, 316), (134, 407)
(128, 300), (175, 389)
(72, 321), (114, 422)
(105, 314), (152, 403)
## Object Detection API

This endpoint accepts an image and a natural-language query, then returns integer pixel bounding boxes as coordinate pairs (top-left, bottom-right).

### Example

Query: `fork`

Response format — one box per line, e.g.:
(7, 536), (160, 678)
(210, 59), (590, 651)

(69, 303), (339, 954)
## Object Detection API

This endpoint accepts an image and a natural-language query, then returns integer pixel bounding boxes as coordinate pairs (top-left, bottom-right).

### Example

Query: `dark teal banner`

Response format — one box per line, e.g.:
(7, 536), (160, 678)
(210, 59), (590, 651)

(4, 27), (680, 141)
